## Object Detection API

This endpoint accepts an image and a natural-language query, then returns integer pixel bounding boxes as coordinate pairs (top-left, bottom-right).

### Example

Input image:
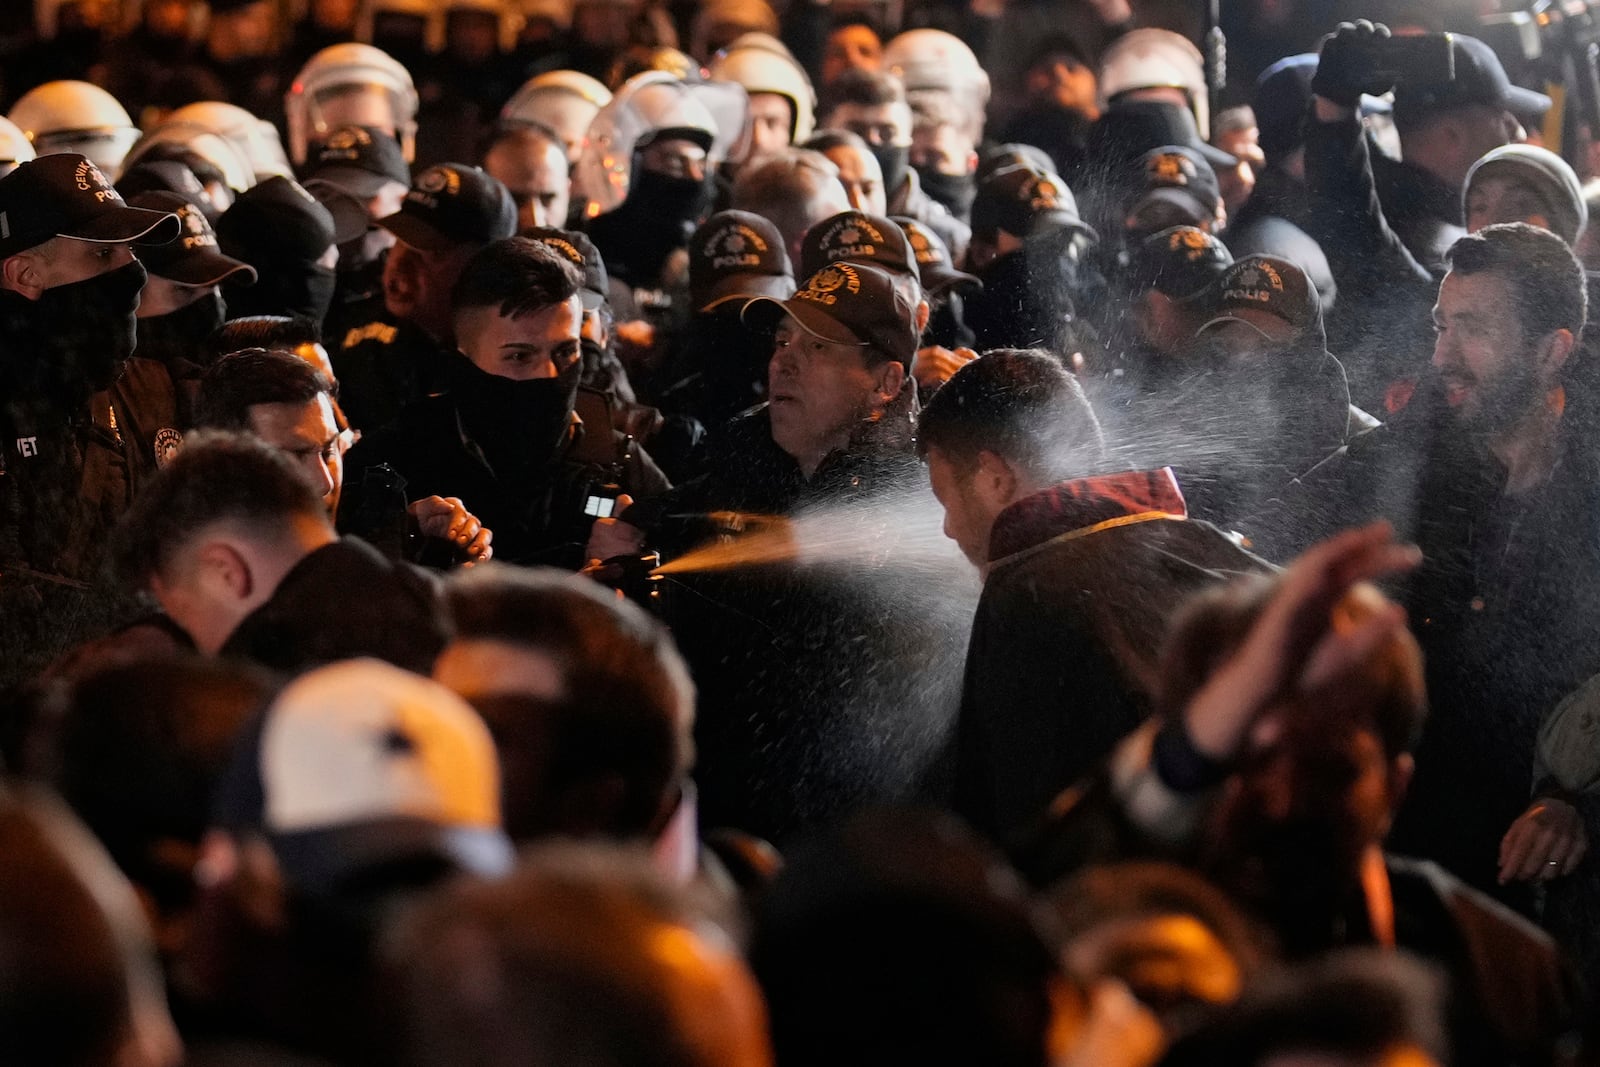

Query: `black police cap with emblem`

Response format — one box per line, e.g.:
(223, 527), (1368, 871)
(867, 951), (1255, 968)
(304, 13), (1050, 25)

(129, 191), (257, 287)
(1126, 225), (1231, 301)
(742, 261), (920, 367)
(379, 163), (517, 254)
(0, 154), (180, 260)
(798, 210), (921, 285)
(1129, 145), (1221, 227)
(216, 176), (343, 264)
(522, 226), (610, 311)
(306, 125), (412, 200)
(893, 216), (979, 296)
(1198, 254), (1325, 347)
(971, 165), (1095, 244)
(689, 209), (794, 312)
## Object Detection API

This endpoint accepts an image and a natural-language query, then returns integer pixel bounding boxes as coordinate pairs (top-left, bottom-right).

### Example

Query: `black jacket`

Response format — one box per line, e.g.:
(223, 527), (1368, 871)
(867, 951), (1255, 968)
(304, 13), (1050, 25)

(1303, 114), (1446, 410)
(645, 397), (976, 845)
(347, 395), (669, 569)
(331, 304), (456, 438)
(954, 468), (1269, 841)
(219, 537), (447, 676)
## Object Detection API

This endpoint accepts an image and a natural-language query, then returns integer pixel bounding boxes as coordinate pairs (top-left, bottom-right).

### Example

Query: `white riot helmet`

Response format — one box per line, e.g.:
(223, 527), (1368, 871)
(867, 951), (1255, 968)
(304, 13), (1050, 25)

(0, 118), (36, 178)
(165, 101), (293, 183)
(8, 80), (140, 177)
(573, 71), (746, 215)
(708, 32), (816, 144)
(286, 42), (421, 166)
(884, 29), (989, 101)
(502, 69), (613, 163)
(1098, 28), (1210, 140)
(121, 121), (258, 194)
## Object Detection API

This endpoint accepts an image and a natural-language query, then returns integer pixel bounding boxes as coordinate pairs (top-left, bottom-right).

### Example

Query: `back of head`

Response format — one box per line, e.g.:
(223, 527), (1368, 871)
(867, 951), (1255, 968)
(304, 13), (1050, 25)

(819, 67), (905, 121)
(194, 348), (333, 432)
(205, 314), (322, 365)
(918, 349), (1107, 485)
(388, 842), (771, 1067)
(1158, 950), (1449, 1067)
(110, 430), (332, 592)
(730, 148), (850, 258)
(1157, 573), (1426, 762)
(442, 565), (695, 841)
(0, 785), (177, 1067)
(35, 655), (276, 920)
(751, 808), (1061, 1067)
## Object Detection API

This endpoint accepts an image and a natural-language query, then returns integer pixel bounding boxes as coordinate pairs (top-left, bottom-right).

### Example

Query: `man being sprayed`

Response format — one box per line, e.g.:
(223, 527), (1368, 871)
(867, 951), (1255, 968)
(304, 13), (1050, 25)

(920, 349), (1265, 841)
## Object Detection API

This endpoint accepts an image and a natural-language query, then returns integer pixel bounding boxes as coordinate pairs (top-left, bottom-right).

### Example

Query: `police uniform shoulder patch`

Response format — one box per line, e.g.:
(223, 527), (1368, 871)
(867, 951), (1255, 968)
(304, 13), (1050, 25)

(153, 427), (183, 468)
(343, 321), (399, 348)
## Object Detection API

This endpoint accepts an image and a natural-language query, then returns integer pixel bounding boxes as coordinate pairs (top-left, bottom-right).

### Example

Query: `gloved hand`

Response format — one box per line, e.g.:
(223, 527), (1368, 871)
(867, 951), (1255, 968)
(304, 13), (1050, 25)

(1312, 20), (1395, 107)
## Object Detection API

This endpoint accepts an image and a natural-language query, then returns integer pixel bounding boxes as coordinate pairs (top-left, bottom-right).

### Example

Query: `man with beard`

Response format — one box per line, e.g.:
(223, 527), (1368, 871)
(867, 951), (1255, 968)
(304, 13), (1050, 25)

(0, 154), (181, 684)
(1018, 525), (1577, 1067)
(1310, 225), (1600, 925)
(347, 237), (668, 567)
(334, 163), (517, 437)
(128, 191), (257, 423)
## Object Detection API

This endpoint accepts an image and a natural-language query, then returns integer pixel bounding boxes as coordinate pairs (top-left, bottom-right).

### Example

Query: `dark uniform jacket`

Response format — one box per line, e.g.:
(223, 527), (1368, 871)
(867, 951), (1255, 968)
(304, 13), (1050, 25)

(644, 395), (977, 845)
(346, 397), (669, 569)
(331, 303), (456, 437)
(0, 357), (183, 686)
(953, 468), (1269, 841)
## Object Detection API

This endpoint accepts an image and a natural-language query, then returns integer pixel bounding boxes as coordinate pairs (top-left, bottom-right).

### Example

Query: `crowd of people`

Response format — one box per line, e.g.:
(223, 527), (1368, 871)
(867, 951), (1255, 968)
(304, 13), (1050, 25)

(4, 0), (1600, 1065)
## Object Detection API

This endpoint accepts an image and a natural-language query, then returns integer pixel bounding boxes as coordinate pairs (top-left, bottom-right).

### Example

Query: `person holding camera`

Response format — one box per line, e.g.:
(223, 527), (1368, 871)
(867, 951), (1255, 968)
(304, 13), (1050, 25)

(344, 237), (669, 568)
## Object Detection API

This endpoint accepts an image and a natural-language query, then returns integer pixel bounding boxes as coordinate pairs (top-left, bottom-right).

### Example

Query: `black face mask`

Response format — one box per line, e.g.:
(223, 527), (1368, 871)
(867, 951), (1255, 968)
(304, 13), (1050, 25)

(916, 167), (977, 222)
(135, 288), (226, 372)
(449, 354), (581, 474)
(232, 261), (338, 324)
(628, 169), (714, 227)
(27, 260), (149, 396)
(873, 144), (911, 201)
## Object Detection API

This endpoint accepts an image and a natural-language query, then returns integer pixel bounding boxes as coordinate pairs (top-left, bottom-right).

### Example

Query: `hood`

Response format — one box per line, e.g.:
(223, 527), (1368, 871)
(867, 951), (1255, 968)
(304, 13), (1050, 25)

(988, 467), (1189, 563)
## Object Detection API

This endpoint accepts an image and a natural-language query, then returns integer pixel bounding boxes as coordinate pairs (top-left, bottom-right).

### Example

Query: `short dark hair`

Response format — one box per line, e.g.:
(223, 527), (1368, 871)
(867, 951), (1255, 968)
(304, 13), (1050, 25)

(388, 843), (742, 1067)
(802, 128), (873, 156)
(446, 567), (695, 840)
(1444, 221), (1587, 344)
(917, 348), (1107, 484)
(110, 431), (331, 588)
(35, 656), (276, 916)
(205, 315), (322, 365)
(479, 121), (564, 165)
(828, 11), (884, 40)
(0, 785), (163, 1067)
(820, 68), (906, 118)
(452, 236), (583, 320)
(193, 348), (333, 432)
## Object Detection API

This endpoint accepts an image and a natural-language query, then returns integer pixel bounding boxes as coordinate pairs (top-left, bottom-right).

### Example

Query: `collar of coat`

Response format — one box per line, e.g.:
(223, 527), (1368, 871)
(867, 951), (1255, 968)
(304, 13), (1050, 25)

(987, 467), (1189, 564)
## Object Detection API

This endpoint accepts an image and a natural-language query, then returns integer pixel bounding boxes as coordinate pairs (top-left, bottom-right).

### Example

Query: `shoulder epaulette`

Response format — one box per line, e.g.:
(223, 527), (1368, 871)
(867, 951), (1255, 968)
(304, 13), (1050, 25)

(342, 321), (399, 349)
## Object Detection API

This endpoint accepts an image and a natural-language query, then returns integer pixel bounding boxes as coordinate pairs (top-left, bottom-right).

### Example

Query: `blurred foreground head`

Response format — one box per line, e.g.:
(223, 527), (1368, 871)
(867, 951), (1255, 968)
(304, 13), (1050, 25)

(389, 843), (773, 1067)
(0, 785), (181, 1067)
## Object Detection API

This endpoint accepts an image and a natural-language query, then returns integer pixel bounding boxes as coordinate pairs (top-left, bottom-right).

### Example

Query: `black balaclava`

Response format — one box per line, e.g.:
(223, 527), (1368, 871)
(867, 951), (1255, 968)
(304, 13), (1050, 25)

(874, 144), (911, 201)
(917, 169), (977, 223)
(448, 353), (581, 477)
(2, 260), (149, 400)
(226, 262), (337, 324)
(590, 167), (714, 287)
(134, 288), (227, 375)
